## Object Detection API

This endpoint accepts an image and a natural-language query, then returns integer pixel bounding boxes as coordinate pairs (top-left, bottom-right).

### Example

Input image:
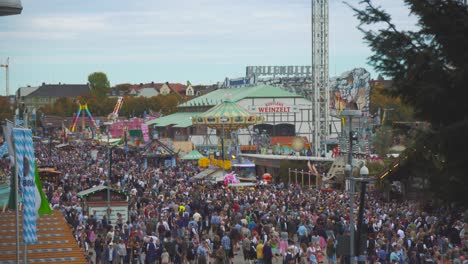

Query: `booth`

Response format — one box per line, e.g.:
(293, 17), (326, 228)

(38, 167), (62, 186)
(77, 186), (129, 224)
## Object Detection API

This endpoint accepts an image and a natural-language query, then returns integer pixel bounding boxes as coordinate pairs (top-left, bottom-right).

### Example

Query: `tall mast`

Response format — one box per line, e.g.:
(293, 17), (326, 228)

(311, 0), (329, 155)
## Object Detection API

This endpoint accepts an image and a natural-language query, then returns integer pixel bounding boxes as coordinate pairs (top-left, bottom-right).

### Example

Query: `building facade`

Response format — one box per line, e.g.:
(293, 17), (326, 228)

(23, 83), (91, 112)
(146, 85), (343, 154)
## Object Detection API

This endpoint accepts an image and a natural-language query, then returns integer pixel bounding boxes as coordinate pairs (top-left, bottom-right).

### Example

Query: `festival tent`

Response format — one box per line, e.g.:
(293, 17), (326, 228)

(181, 150), (206, 160)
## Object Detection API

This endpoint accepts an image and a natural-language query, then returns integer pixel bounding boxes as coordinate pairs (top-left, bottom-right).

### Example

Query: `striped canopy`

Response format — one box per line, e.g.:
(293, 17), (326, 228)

(192, 100), (263, 130)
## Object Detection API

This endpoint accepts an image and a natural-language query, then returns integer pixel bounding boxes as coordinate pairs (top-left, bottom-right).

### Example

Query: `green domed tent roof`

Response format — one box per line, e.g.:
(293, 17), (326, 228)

(192, 99), (263, 130)
(181, 150), (206, 160)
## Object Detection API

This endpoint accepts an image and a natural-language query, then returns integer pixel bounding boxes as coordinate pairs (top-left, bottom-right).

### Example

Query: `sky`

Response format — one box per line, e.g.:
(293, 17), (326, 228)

(0, 0), (417, 95)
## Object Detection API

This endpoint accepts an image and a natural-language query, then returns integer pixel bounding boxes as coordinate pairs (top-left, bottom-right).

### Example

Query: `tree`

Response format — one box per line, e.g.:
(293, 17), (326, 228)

(370, 83), (414, 125)
(349, 0), (468, 205)
(0, 96), (13, 122)
(113, 83), (132, 92)
(88, 72), (110, 98)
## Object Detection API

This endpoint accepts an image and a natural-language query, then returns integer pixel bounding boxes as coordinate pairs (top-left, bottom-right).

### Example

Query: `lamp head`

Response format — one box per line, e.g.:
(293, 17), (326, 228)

(344, 164), (351, 173)
(360, 164), (369, 177)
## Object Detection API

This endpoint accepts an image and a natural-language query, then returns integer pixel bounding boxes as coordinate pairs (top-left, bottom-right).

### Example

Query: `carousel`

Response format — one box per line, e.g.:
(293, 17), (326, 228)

(192, 98), (263, 173)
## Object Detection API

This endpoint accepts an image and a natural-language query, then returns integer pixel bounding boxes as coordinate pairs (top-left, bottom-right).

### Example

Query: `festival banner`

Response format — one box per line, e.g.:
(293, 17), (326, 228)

(34, 161), (52, 216)
(141, 124), (149, 143)
(13, 128), (38, 244)
(2, 120), (15, 166)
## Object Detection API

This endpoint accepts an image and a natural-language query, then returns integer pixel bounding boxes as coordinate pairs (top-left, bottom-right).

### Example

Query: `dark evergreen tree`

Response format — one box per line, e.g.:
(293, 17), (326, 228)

(348, 0), (468, 205)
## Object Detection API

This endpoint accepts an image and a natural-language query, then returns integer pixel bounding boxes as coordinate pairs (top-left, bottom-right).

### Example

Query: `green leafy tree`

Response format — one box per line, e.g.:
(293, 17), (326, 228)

(113, 83), (132, 92)
(0, 96), (13, 122)
(349, 0), (468, 204)
(372, 126), (393, 158)
(370, 84), (414, 124)
(88, 72), (110, 98)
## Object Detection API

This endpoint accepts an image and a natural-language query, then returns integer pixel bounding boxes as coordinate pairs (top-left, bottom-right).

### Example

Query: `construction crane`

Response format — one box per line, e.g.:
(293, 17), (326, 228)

(311, 0), (330, 156)
(0, 58), (9, 96)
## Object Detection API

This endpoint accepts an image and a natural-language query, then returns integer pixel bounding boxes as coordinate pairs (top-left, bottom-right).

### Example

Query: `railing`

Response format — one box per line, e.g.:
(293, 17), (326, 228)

(288, 168), (318, 187)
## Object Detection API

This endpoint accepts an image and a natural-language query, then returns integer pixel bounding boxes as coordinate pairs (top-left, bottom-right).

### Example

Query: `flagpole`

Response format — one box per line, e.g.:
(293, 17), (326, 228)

(14, 126), (20, 263)
(24, 243), (27, 263)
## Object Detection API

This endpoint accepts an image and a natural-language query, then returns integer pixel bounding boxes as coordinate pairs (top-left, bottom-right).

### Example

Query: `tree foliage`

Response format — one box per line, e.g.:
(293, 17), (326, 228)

(113, 83), (132, 92)
(370, 84), (414, 124)
(349, 0), (468, 205)
(88, 72), (110, 98)
(39, 94), (180, 120)
(0, 96), (13, 122)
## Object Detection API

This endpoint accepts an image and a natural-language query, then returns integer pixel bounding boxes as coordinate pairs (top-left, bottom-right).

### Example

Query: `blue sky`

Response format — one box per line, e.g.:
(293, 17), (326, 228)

(0, 0), (416, 95)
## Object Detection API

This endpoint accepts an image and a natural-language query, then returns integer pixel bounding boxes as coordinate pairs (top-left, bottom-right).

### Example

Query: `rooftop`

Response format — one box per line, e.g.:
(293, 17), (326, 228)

(28, 83), (91, 98)
(178, 84), (302, 108)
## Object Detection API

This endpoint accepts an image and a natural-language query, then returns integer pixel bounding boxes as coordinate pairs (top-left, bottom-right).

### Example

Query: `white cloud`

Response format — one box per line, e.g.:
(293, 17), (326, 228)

(30, 15), (109, 32)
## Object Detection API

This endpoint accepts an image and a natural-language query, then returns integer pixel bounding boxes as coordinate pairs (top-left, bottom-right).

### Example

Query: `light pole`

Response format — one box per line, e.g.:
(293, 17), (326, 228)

(356, 163), (369, 263)
(341, 109), (361, 264)
(107, 146), (112, 223)
(345, 163), (355, 263)
(46, 123), (52, 165)
(105, 123), (112, 223)
(220, 117), (228, 172)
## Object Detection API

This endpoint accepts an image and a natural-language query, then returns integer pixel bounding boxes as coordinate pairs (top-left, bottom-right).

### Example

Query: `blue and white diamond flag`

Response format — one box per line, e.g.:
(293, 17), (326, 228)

(0, 143), (7, 158)
(13, 128), (38, 244)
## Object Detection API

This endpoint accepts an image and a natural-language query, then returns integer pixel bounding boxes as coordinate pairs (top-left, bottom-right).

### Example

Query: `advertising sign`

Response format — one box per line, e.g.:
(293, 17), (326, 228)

(246, 65), (312, 78)
(141, 124), (149, 142)
(249, 101), (299, 113)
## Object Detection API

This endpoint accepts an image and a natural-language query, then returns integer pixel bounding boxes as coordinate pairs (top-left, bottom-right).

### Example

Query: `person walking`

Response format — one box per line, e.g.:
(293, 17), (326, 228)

(95, 235), (104, 264)
(263, 240), (274, 264)
(117, 240), (127, 264)
(146, 237), (157, 264)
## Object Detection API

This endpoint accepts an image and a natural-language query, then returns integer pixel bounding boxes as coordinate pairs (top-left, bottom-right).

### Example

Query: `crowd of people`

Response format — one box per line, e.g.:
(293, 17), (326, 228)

(0, 136), (467, 264)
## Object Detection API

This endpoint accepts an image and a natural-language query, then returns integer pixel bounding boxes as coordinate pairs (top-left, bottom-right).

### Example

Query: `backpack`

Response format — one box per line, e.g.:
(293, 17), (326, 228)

(309, 252), (317, 264)
(284, 252), (294, 264)
(158, 223), (165, 234)
(187, 244), (195, 259)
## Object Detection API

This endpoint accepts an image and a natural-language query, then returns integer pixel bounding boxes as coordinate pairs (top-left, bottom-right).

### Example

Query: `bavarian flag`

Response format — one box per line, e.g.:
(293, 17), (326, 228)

(34, 161), (52, 216)
(13, 128), (38, 244)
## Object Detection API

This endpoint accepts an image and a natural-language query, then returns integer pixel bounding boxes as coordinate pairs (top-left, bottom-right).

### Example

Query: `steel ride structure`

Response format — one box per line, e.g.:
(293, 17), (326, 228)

(69, 101), (98, 132)
(107, 96), (124, 123)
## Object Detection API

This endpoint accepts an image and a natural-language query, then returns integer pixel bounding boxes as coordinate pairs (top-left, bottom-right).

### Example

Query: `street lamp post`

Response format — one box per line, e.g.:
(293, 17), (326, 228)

(341, 109), (361, 264)
(220, 117), (229, 172)
(46, 123), (52, 165)
(345, 163), (355, 263)
(356, 163), (369, 263)
(105, 123), (112, 223)
(107, 146), (112, 223)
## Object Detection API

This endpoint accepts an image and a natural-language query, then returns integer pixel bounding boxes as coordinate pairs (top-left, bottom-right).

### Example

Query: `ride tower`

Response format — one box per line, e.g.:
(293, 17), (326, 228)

(311, 0), (329, 156)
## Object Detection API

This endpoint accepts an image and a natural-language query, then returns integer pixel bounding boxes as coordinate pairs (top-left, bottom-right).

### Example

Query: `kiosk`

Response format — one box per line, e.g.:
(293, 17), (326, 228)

(77, 186), (128, 225)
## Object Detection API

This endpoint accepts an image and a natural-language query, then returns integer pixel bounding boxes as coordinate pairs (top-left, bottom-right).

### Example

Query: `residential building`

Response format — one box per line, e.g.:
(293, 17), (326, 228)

(15, 85), (39, 105)
(126, 82), (197, 98)
(23, 83), (91, 112)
